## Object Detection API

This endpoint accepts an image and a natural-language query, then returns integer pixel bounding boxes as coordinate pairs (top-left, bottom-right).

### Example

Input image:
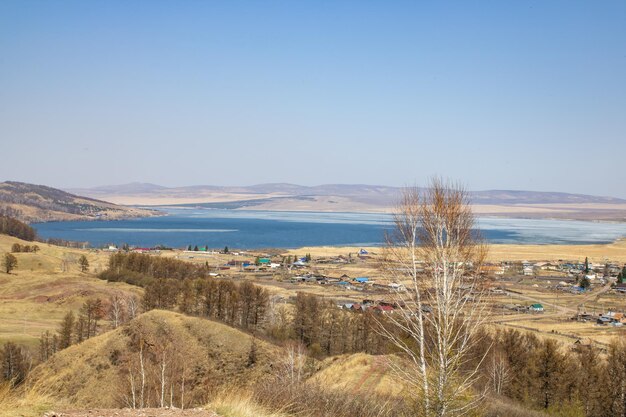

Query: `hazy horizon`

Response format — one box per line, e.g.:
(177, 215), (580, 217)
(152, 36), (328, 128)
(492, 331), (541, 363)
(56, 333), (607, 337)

(1, 1), (625, 196)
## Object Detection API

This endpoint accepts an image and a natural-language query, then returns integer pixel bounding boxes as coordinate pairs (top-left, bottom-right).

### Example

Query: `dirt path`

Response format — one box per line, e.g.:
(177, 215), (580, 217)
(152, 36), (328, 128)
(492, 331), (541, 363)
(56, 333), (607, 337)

(44, 409), (219, 417)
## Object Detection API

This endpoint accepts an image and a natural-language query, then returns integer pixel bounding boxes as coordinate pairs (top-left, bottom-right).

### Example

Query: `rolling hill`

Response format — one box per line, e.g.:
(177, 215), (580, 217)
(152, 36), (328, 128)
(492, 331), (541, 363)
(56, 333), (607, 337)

(67, 182), (626, 221)
(69, 182), (626, 206)
(28, 310), (281, 409)
(0, 181), (159, 223)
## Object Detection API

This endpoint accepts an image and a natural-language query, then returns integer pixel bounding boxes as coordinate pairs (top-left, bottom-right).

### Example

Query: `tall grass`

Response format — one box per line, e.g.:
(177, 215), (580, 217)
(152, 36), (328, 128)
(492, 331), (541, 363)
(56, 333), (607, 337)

(0, 382), (57, 417)
(250, 379), (411, 417)
(209, 389), (289, 417)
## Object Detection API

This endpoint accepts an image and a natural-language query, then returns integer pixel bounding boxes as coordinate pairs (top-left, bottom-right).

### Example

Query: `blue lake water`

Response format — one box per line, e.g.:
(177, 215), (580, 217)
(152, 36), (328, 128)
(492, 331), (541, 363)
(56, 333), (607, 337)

(32, 208), (626, 249)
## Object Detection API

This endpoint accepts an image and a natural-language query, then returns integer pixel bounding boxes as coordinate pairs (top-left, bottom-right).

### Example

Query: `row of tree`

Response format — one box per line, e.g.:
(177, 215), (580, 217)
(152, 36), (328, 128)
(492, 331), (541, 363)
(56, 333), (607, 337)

(141, 278), (270, 332)
(0, 215), (36, 241)
(479, 328), (626, 417)
(38, 294), (140, 363)
(104, 252), (209, 282)
(10, 243), (39, 253)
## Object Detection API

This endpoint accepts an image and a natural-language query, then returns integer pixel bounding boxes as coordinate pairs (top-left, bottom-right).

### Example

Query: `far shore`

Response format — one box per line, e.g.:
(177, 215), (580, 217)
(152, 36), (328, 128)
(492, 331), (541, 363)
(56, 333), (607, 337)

(287, 238), (626, 263)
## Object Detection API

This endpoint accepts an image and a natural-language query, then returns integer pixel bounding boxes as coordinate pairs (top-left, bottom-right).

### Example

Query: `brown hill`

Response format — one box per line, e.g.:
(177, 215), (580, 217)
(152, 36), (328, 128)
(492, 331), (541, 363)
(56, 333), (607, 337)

(28, 310), (281, 409)
(0, 234), (142, 347)
(0, 181), (159, 223)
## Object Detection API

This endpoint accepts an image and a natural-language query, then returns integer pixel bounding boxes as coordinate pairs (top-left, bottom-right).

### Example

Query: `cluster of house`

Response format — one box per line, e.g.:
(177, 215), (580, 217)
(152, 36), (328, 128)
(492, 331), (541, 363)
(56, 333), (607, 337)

(288, 273), (407, 293)
(555, 282), (588, 294)
(502, 303), (545, 313)
(577, 311), (626, 326)
(339, 299), (400, 314)
(484, 260), (625, 279)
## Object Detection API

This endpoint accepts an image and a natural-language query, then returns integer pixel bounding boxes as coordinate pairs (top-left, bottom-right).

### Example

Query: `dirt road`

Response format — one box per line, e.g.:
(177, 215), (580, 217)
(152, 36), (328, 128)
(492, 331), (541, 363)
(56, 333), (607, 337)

(44, 409), (219, 417)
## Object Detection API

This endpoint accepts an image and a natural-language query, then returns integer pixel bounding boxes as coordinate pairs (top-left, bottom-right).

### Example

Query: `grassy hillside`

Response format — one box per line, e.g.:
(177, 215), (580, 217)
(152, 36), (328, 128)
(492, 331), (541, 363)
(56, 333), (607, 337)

(0, 181), (158, 223)
(28, 310), (281, 409)
(0, 234), (142, 347)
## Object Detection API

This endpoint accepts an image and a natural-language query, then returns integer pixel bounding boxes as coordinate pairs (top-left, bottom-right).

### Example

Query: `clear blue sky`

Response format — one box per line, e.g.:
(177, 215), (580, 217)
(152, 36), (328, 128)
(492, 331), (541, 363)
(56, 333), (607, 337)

(1, 1), (625, 196)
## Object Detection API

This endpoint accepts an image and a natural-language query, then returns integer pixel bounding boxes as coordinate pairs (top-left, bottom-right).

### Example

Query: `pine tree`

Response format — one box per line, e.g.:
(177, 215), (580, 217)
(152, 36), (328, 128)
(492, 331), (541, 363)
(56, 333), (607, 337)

(246, 338), (258, 367)
(58, 311), (75, 349)
(78, 255), (89, 272)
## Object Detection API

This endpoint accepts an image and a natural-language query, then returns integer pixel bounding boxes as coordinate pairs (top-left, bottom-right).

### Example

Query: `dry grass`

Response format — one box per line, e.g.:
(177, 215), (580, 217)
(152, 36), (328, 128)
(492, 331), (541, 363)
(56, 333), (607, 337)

(288, 239), (626, 263)
(29, 310), (282, 409)
(0, 382), (61, 417)
(209, 390), (288, 417)
(310, 353), (404, 397)
(487, 238), (626, 263)
(0, 235), (142, 347)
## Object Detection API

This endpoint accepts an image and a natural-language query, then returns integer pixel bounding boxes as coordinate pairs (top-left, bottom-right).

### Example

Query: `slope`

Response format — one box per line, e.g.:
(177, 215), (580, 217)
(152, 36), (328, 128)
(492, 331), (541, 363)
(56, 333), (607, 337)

(0, 181), (159, 223)
(28, 310), (281, 409)
(0, 234), (142, 346)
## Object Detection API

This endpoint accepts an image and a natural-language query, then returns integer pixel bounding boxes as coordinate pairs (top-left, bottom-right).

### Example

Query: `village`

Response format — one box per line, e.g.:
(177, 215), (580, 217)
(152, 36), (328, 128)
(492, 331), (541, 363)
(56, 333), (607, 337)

(102, 243), (626, 348)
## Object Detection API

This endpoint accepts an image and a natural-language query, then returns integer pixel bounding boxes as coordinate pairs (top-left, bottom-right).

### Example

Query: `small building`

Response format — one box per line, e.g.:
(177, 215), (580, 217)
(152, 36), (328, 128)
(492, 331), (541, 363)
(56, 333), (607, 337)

(529, 303), (544, 313)
(375, 305), (394, 314)
(354, 277), (369, 283)
(389, 282), (406, 292)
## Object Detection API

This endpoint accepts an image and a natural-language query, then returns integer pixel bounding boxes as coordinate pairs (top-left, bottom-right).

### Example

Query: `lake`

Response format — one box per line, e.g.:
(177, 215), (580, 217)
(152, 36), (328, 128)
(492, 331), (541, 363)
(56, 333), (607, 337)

(32, 208), (626, 249)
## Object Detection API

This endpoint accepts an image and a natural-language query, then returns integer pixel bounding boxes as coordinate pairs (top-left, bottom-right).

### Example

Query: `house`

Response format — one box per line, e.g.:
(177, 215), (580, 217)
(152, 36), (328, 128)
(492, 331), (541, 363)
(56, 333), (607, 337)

(375, 305), (394, 314)
(389, 282), (406, 292)
(529, 303), (544, 313)
(354, 277), (369, 284)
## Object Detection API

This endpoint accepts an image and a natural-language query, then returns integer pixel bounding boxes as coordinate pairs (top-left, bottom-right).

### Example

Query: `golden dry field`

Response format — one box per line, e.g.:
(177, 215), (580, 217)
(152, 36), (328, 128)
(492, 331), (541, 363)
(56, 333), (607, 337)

(0, 235), (142, 347)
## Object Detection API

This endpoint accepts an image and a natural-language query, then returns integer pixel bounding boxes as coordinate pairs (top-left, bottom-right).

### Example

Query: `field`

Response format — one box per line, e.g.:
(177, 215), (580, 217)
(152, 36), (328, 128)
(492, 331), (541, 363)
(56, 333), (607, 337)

(0, 235), (142, 347)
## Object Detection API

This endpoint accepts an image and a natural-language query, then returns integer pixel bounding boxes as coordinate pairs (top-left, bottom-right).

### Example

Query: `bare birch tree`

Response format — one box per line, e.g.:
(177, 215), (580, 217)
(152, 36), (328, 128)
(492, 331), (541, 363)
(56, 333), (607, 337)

(379, 178), (489, 417)
(109, 293), (126, 329)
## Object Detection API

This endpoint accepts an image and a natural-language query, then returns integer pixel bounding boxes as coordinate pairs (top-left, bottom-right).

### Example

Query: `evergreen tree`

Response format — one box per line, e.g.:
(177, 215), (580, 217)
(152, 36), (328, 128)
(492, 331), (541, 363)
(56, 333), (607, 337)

(247, 338), (258, 367)
(223, 246), (229, 253)
(78, 255), (89, 272)
(58, 311), (75, 349)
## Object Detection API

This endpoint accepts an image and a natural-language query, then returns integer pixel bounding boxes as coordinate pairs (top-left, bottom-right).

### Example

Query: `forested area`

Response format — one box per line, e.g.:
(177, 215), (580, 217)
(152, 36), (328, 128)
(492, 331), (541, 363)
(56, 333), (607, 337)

(0, 215), (36, 241)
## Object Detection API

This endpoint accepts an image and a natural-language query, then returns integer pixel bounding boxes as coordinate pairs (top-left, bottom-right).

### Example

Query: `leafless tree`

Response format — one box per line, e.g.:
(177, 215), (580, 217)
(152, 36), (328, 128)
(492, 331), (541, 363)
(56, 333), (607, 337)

(487, 352), (511, 395)
(379, 178), (489, 417)
(126, 295), (140, 320)
(277, 341), (307, 384)
(108, 294), (126, 329)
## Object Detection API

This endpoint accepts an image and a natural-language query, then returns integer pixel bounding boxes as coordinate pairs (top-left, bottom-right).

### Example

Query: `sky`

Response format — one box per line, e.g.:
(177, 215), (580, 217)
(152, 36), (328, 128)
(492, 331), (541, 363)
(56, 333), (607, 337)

(1, 1), (625, 197)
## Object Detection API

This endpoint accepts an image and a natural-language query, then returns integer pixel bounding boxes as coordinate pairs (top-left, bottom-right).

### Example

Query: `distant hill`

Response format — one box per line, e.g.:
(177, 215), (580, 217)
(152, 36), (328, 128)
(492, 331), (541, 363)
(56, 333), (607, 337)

(0, 181), (160, 223)
(68, 182), (626, 214)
